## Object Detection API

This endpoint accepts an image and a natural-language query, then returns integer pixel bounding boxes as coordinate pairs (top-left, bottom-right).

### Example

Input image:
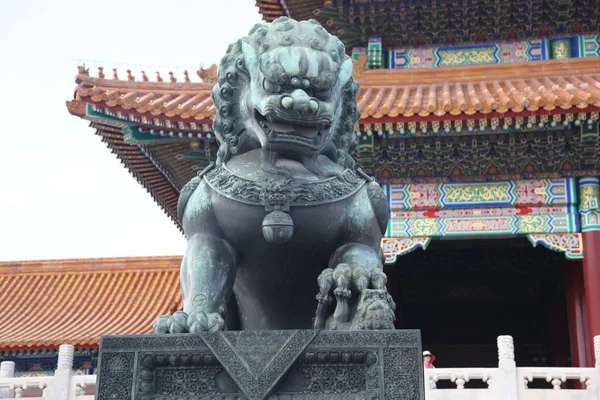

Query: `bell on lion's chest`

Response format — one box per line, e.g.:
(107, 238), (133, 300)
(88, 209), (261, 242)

(261, 211), (295, 244)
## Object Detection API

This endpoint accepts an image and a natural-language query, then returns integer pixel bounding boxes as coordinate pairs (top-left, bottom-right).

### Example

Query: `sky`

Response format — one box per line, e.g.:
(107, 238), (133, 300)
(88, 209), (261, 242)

(0, 0), (263, 261)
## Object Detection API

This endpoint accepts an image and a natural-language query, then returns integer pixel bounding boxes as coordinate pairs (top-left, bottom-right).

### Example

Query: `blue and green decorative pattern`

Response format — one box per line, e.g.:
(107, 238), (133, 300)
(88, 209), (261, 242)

(351, 47), (367, 61)
(576, 35), (600, 58)
(435, 45), (500, 67)
(390, 39), (549, 69)
(383, 179), (577, 211)
(382, 178), (580, 238)
(387, 213), (578, 238)
(367, 34), (599, 69)
(367, 37), (382, 69)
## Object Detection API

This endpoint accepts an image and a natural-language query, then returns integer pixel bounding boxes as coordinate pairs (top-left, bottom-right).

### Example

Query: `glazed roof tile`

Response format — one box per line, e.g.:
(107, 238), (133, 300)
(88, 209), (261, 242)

(0, 257), (182, 349)
(72, 57), (600, 123)
(255, 0), (288, 21)
(354, 56), (600, 119)
(74, 75), (215, 120)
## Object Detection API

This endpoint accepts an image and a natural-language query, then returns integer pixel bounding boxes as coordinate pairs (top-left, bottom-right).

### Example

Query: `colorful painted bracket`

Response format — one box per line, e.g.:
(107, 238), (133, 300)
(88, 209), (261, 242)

(527, 233), (584, 260)
(382, 237), (432, 264)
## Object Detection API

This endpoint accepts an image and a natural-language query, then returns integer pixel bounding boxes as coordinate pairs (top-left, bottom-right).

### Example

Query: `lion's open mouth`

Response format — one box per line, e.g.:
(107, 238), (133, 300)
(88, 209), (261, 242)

(255, 109), (330, 149)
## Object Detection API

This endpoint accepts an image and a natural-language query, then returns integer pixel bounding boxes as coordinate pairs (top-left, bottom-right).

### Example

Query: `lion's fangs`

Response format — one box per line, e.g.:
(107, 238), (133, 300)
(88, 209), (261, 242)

(258, 121), (321, 145)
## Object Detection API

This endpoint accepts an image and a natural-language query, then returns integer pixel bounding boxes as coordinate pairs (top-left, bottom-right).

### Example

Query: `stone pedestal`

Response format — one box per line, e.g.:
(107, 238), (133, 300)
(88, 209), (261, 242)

(96, 330), (424, 400)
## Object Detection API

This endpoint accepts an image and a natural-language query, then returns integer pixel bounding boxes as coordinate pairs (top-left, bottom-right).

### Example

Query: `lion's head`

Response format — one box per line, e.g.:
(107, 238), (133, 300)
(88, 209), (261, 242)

(211, 17), (360, 170)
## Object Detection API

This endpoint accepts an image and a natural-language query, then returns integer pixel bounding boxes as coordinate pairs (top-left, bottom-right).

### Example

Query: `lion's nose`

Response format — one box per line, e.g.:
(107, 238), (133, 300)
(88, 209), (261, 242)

(281, 90), (319, 114)
(281, 96), (293, 109)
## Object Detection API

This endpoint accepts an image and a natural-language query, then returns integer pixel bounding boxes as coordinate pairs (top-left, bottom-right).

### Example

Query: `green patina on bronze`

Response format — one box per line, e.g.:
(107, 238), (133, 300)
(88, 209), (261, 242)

(154, 17), (395, 334)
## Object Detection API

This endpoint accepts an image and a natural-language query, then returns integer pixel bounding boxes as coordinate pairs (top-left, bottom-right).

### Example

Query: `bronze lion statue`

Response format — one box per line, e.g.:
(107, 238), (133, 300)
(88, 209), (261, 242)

(154, 17), (395, 333)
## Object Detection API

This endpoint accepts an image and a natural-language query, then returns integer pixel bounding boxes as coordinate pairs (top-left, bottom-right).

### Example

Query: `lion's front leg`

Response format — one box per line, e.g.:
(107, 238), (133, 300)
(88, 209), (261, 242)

(313, 243), (396, 331)
(154, 233), (236, 333)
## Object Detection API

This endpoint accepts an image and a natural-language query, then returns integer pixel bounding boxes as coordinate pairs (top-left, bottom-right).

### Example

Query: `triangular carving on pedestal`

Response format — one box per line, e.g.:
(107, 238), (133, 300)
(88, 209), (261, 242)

(201, 330), (317, 400)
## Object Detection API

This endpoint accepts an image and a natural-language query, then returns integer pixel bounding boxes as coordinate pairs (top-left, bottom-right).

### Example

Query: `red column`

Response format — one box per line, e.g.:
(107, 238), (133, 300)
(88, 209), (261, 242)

(583, 230), (600, 363)
(565, 260), (592, 367)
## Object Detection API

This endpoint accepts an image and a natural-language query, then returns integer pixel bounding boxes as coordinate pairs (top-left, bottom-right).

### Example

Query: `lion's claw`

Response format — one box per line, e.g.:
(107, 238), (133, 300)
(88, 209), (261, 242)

(153, 315), (170, 334)
(153, 311), (225, 334)
(316, 262), (396, 331)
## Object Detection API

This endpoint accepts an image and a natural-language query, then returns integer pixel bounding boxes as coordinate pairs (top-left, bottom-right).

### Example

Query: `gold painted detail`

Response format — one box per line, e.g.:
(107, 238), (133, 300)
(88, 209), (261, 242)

(551, 40), (571, 60)
(442, 183), (512, 204)
(580, 185), (600, 210)
(527, 233), (583, 260)
(382, 237), (431, 264)
(437, 47), (497, 67)
(408, 219), (438, 236)
(517, 215), (549, 233)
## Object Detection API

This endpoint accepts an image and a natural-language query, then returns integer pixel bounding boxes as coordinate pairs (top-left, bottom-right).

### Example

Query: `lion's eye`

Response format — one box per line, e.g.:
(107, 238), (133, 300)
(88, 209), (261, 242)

(313, 89), (331, 101)
(263, 79), (282, 93)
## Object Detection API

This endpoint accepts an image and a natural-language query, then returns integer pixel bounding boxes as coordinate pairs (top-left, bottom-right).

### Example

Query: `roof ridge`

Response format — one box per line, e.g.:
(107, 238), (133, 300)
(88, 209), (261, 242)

(0, 256), (182, 275)
(76, 64), (218, 87)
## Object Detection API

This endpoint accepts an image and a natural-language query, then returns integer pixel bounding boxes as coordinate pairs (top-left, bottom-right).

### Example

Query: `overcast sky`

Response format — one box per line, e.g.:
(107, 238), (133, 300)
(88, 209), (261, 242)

(0, 0), (263, 261)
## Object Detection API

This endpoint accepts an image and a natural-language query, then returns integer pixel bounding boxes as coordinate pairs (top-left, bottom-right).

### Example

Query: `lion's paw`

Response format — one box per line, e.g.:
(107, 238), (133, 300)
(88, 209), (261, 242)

(188, 311), (225, 332)
(153, 311), (225, 334)
(314, 263), (396, 331)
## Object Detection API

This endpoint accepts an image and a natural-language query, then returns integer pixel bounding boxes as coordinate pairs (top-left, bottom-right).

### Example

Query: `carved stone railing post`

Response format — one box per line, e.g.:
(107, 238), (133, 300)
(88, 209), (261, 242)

(498, 335), (518, 400)
(0, 361), (15, 398)
(52, 344), (74, 400)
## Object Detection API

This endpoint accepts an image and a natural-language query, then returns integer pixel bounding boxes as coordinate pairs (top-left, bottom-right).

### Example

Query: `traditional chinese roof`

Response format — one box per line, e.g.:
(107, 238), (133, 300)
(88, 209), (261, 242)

(72, 73), (215, 121)
(356, 56), (600, 119)
(256, 0), (600, 48)
(0, 257), (182, 349)
(71, 57), (600, 123)
(66, 56), (600, 227)
(255, 0), (289, 22)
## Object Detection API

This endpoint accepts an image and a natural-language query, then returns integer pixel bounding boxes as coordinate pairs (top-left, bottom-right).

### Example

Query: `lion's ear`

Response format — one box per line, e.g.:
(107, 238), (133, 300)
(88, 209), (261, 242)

(241, 41), (258, 70)
(338, 58), (353, 86)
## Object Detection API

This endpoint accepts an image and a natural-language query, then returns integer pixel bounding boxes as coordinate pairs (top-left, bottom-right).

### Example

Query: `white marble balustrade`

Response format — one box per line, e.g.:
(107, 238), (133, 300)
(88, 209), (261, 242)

(425, 335), (600, 400)
(0, 344), (94, 400)
(0, 336), (599, 399)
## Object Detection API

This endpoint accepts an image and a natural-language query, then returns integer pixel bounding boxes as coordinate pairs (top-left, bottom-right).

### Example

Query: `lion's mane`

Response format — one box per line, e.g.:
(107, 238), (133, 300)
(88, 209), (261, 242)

(211, 17), (360, 169)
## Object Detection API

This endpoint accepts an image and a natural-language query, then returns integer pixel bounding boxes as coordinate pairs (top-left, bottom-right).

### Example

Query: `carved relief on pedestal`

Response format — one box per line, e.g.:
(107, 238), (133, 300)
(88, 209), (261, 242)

(382, 237), (432, 264)
(527, 233), (584, 260)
